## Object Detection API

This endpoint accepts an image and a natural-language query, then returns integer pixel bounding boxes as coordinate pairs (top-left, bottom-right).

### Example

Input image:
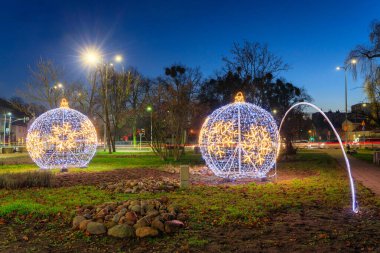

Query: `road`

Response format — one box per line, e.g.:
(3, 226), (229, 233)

(324, 149), (380, 195)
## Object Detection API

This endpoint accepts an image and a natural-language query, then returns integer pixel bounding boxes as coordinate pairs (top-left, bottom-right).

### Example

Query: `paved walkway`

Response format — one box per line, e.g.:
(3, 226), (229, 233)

(324, 149), (380, 195)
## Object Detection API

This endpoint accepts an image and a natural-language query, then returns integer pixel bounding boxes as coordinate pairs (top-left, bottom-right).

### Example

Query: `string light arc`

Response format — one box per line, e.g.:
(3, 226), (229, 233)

(278, 102), (358, 213)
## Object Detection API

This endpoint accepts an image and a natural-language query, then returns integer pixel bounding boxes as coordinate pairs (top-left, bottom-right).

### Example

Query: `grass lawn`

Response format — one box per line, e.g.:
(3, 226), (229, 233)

(0, 150), (204, 174)
(0, 150), (380, 252)
(350, 149), (375, 163)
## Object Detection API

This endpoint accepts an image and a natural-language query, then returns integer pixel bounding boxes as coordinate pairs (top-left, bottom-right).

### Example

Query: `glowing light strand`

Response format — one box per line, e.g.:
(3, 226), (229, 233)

(278, 102), (358, 213)
(199, 92), (279, 179)
(26, 99), (97, 169)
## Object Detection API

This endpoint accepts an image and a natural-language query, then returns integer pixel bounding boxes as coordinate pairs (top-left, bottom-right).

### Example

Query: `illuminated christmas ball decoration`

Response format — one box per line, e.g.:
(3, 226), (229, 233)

(26, 99), (97, 169)
(199, 92), (279, 179)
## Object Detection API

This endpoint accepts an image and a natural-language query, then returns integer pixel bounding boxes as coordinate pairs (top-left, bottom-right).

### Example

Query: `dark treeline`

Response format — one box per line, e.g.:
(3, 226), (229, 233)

(11, 40), (312, 160)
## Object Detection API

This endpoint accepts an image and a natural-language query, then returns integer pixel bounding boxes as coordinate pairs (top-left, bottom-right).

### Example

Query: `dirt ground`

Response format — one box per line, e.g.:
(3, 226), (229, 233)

(53, 166), (317, 188)
(0, 205), (379, 253)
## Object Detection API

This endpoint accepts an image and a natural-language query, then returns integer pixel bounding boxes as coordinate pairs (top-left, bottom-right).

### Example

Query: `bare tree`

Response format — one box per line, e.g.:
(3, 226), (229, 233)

(149, 65), (201, 161)
(21, 58), (63, 109)
(223, 41), (289, 80)
(347, 21), (380, 125)
(126, 70), (149, 147)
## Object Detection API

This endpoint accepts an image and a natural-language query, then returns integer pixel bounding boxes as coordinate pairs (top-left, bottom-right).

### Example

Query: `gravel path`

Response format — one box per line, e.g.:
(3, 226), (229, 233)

(324, 149), (380, 195)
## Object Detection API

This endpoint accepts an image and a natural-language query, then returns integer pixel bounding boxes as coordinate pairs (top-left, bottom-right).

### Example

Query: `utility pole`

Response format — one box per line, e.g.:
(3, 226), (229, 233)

(8, 113), (12, 146)
(3, 114), (6, 146)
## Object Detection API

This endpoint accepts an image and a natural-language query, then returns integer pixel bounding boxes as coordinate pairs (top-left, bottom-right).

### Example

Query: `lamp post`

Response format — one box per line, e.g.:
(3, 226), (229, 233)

(80, 47), (123, 152)
(7, 112), (12, 146)
(3, 113), (7, 146)
(336, 59), (357, 147)
(147, 106), (153, 146)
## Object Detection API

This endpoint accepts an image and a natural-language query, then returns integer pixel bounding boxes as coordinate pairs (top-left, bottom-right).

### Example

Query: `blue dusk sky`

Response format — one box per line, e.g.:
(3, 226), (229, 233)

(0, 0), (379, 111)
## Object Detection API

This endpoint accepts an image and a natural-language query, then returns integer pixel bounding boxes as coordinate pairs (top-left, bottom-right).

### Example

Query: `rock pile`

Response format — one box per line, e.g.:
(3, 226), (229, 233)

(72, 197), (187, 238)
(97, 177), (179, 194)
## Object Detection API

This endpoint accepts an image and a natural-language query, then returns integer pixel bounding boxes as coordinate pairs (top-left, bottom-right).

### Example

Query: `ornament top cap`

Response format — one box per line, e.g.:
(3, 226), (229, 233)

(234, 92), (245, 102)
(60, 98), (69, 108)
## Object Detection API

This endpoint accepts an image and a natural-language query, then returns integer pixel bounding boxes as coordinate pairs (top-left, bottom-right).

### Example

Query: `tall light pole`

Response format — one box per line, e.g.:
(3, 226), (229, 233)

(3, 113), (7, 146)
(336, 59), (357, 147)
(7, 112), (12, 146)
(147, 106), (153, 146)
(80, 47), (123, 152)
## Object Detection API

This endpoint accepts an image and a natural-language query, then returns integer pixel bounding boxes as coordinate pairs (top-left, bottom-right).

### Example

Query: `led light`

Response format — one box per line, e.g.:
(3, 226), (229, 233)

(26, 98), (97, 169)
(278, 101), (358, 213)
(199, 92), (279, 179)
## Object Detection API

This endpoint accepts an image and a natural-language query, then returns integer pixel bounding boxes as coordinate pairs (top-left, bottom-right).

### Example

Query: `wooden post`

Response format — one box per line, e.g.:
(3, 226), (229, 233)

(180, 165), (189, 188)
(373, 151), (380, 165)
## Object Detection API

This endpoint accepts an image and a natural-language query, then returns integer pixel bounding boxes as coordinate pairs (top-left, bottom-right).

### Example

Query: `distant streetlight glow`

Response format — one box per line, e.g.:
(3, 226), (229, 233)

(115, 55), (123, 63)
(336, 58), (358, 147)
(147, 106), (153, 146)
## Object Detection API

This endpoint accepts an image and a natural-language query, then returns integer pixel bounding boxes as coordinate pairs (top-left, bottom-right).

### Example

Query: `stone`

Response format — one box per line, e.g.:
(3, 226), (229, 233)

(146, 210), (160, 218)
(86, 222), (106, 235)
(125, 212), (137, 224)
(72, 216), (86, 230)
(104, 214), (113, 221)
(108, 224), (135, 238)
(83, 213), (92, 220)
(160, 213), (175, 221)
(151, 218), (165, 232)
(104, 221), (117, 229)
(134, 217), (150, 229)
(79, 220), (91, 231)
(119, 208), (127, 216)
(145, 204), (156, 212)
(95, 208), (108, 219)
(130, 200), (140, 206)
(135, 227), (159, 238)
(165, 220), (184, 233)
(130, 205), (141, 213)
(112, 213), (121, 223)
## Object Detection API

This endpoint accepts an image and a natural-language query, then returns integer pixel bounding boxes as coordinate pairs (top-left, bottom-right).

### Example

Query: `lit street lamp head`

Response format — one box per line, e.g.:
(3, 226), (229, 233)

(81, 47), (102, 66)
(146, 106), (152, 112)
(115, 54), (123, 63)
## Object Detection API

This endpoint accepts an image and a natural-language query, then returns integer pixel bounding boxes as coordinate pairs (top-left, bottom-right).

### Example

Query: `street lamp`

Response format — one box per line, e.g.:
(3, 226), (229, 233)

(80, 47), (123, 152)
(147, 106), (153, 146)
(114, 55), (123, 63)
(81, 48), (102, 67)
(7, 112), (12, 146)
(336, 58), (357, 146)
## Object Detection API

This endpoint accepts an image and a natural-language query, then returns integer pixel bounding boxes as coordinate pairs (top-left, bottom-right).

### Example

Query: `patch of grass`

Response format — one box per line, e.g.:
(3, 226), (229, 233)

(188, 236), (209, 247)
(0, 150), (377, 231)
(350, 149), (374, 163)
(0, 171), (53, 189)
(0, 151), (203, 174)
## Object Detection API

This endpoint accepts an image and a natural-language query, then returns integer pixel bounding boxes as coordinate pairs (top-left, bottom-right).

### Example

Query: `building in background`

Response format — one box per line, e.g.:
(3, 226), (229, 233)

(0, 98), (29, 146)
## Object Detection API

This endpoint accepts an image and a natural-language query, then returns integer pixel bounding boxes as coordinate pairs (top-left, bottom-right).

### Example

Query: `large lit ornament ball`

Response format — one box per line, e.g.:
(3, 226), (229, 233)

(26, 99), (97, 169)
(199, 92), (279, 179)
